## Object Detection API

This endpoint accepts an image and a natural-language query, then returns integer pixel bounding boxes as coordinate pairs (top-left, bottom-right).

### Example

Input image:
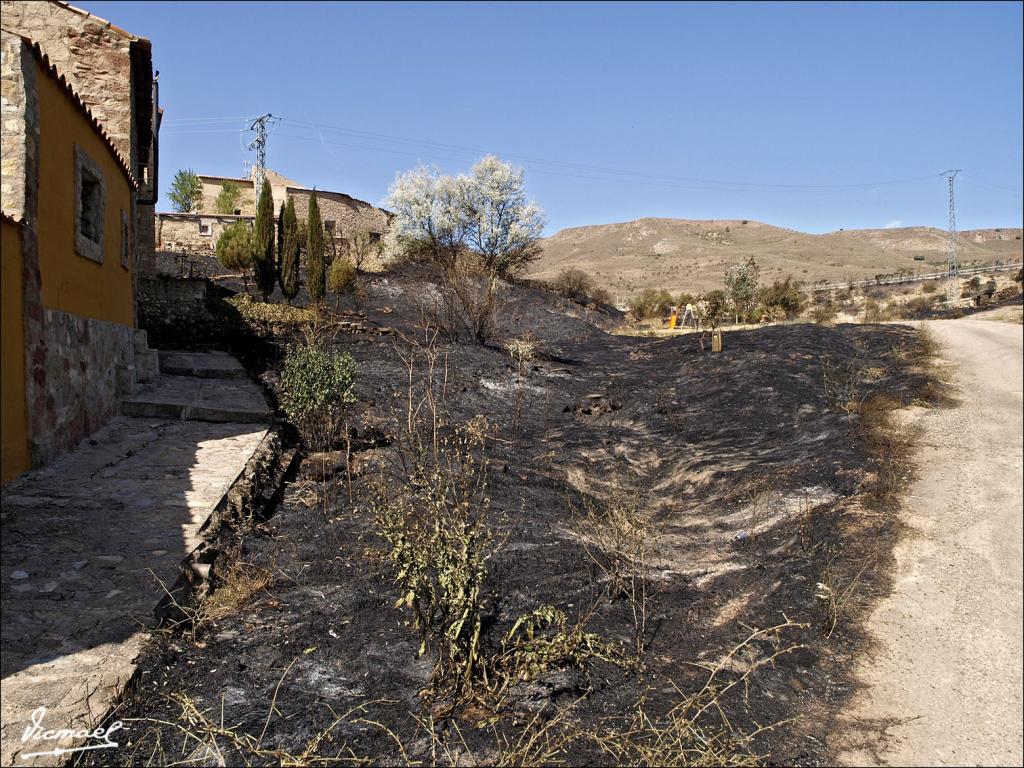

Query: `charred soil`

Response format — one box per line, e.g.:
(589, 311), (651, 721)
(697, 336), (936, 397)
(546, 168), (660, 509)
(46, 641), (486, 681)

(89, 266), (948, 766)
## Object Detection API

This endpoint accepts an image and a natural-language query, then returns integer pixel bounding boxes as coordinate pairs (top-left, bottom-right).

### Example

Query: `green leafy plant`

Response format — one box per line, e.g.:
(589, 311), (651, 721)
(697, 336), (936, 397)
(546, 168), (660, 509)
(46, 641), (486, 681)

(725, 257), (761, 323)
(491, 605), (629, 693)
(279, 339), (356, 450)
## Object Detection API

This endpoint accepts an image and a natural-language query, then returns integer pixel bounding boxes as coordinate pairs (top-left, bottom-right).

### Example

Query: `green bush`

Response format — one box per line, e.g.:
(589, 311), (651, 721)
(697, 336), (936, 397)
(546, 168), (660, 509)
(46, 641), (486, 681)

(629, 288), (673, 319)
(280, 341), (356, 449)
(215, 223), (255, 278)
(328, 257), (357, 295)
(759, 276), (805, 319)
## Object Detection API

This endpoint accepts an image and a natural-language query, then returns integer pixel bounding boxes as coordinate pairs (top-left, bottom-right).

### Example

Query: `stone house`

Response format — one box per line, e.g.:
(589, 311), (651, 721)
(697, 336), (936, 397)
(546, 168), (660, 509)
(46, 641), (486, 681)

(1, 0), (161, 275)
(157, 167), (392, 268)
(198, 173), (256, 216)
(1, 32), (158, 484)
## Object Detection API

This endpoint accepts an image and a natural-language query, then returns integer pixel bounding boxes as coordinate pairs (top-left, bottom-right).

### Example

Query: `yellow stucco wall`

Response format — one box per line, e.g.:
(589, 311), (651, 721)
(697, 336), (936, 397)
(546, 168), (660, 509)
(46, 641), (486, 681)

(35, 58), (135, 326)
(1, 217), (29, 484)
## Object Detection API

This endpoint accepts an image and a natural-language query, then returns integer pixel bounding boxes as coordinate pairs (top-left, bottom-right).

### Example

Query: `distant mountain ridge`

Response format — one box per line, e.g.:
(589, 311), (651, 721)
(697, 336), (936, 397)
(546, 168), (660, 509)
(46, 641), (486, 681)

(531, 218), (1023, 296)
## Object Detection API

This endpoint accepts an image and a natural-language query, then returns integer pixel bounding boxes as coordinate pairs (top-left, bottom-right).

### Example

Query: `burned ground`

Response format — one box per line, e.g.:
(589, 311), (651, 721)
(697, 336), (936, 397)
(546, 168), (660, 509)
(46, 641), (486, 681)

(89, 268), (947, 766)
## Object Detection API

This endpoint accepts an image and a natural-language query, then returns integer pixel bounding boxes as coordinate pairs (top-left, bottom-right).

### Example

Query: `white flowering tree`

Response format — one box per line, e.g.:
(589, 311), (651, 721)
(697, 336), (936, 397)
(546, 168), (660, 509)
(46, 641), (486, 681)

(386, 156), (546, 343)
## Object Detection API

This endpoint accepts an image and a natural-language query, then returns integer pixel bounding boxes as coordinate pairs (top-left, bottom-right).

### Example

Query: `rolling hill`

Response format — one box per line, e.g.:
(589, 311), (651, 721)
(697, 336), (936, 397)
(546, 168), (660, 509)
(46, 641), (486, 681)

(531, 218), (1023, 297)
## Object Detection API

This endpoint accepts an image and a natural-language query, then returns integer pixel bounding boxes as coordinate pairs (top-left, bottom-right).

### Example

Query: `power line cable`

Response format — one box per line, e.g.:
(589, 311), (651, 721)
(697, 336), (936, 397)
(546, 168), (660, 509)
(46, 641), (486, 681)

(279, 116), (936, 191)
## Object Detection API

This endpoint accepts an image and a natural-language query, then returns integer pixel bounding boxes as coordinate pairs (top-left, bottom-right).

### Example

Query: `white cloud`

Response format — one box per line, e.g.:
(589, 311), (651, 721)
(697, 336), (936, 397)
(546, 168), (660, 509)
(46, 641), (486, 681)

(884, 220), (903, 229)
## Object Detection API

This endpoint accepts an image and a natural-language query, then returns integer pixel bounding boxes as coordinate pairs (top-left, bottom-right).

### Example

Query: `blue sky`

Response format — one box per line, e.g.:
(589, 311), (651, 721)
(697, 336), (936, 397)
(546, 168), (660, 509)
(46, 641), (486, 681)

(84, 1), (1023, 234)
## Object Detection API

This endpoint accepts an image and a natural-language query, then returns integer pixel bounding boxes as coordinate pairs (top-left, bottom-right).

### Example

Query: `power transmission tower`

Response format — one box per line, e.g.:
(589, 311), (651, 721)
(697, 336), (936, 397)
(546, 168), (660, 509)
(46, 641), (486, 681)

(247, 114), (277, 190)
(940, 169), (963, 304)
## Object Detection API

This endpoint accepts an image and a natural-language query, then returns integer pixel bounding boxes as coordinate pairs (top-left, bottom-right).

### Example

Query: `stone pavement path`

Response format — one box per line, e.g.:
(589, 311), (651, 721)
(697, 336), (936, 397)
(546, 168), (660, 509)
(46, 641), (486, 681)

(0, 353), (270, 766)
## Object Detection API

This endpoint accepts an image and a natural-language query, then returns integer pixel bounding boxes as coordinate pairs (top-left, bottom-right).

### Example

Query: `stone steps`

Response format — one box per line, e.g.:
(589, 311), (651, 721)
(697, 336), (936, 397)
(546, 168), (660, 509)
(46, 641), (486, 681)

(122, 352), (271, 424)
(159, 350), (249, 378)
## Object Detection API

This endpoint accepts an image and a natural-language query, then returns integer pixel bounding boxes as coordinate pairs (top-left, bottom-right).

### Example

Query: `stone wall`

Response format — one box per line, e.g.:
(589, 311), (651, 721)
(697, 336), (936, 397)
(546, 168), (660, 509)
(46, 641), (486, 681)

(199, 177), (256, 217)
(136, 201), (155, 273)
(137, 276), (239, 350)
(157, 213), (253, 254)
(30, 308), (134, 465)
(1, 0), (135, 164)
(0, 30), (34, 219)
(288, 188), (391, 268)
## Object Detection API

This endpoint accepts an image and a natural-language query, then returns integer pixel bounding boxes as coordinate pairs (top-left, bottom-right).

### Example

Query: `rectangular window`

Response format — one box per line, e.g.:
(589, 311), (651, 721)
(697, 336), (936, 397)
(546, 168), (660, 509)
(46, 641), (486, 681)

(74, 145), (106, 263)
(199, 219), (213, 236)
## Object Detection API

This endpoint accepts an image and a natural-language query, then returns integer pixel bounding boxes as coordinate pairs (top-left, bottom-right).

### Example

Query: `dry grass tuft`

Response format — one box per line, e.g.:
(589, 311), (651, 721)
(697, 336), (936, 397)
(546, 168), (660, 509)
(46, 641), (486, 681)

(199, 561), (274, 624)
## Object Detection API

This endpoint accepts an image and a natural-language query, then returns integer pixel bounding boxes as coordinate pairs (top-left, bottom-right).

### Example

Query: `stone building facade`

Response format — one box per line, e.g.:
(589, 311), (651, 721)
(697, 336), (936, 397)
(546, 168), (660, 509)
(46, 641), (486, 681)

(157, 212), (253, 254)
(198, 174), (257, 216)
(287, 187), (390, 264)
(1, 0), (161, 275)
(157, 167), (392, 270)
(1, 32), (156, 484)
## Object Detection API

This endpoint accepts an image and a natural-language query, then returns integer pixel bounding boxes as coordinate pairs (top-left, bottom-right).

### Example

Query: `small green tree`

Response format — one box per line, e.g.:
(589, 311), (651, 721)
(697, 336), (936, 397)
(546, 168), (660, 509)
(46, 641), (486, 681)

(168, 169), (203, 213)
(280, 340), (356, 450)
(253, 178), (275, 301)
(307, 192), (326, 302)
(214, 182), (241, 214)
(279, 199), (300, 303)
(215, 223), (255, 290)
(697, 289), (730, 332)
(725, 257), (761, 323)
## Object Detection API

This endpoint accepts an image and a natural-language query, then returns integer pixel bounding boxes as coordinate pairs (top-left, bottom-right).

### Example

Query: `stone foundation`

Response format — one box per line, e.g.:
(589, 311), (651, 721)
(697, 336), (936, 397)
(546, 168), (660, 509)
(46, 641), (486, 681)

(29, 309), (134, 465)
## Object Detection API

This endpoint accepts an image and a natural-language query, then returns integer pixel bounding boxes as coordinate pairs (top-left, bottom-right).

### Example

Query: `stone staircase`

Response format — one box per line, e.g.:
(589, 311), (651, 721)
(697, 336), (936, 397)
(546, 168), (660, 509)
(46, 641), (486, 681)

(121, 350), (272, 424)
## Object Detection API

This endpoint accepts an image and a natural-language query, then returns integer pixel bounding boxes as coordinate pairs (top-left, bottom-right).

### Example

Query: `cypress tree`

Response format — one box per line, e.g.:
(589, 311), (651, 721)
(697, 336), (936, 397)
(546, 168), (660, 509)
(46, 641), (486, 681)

(307, 191), (325, 303)
(276, 202), (285, 281)
(280, 199), (300, 303)
(253, 178), (275, 301)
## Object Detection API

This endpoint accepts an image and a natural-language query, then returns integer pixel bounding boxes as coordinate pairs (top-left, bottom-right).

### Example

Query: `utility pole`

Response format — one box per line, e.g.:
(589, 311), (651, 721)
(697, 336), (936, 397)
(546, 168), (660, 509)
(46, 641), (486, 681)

(940, 170), (963, 304)
(247, 114), (277, 190)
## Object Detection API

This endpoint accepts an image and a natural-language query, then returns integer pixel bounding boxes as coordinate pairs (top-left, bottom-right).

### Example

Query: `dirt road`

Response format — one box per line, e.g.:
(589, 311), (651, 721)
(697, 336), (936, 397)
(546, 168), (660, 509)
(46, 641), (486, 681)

(839, 318), (1023, 766)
